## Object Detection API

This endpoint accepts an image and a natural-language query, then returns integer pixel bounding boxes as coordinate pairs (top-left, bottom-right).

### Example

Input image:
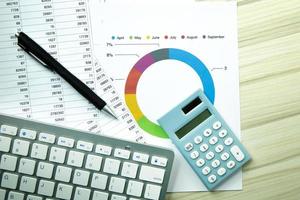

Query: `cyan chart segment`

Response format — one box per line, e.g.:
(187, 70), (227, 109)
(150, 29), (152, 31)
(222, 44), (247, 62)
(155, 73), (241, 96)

(125, 48), (215, 138)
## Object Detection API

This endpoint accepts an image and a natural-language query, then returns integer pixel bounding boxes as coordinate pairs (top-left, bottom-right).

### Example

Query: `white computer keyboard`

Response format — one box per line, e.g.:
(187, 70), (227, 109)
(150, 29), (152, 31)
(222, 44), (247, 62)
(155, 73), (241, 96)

(0, 114), (174, 200)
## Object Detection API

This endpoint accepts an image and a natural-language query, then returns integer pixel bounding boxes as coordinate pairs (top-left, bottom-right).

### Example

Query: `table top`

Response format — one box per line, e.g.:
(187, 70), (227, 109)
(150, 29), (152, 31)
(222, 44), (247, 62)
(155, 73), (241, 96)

(167, 0), (300, 199)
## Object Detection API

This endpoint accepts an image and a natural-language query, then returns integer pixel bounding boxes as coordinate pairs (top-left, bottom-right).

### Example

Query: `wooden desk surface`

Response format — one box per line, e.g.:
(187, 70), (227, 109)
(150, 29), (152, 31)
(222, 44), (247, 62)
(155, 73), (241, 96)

(167, 0), (300, 199)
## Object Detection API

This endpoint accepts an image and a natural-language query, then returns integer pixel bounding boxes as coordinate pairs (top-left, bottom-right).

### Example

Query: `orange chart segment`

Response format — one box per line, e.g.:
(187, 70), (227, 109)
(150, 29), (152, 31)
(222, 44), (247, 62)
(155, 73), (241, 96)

(125, 68), (142, 94)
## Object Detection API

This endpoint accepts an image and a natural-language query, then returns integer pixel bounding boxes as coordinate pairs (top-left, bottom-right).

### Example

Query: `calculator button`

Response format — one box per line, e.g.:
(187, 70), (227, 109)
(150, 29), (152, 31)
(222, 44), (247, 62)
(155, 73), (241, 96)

(215, 144), (224, 153)
(20, 129), (37, 140)
(218, 129), (227, 138)
(217, 167), (226, 176)
(224, 137), (233, 146)
(196, 159), (205, 167)
(190, 151), (199, 160)
(227, 160), (236, 169)
(230, 145), (245, 162)
(39, 133), (56, 144)
(208, 175), (217, 183)
(203, 129), (212, 137)
(205, 151), (215, 160)
(184, 143), (194, 152)
(202, 166), (211, 175)
(213, 121), (222, 130)
(133, 152), (149, 163)
(221, 152), (230, 161)
(211, 159), (220, 168)
(194, 136), (203, 144)
(209, 136), (218, 145)
(199, 144), (209, 152)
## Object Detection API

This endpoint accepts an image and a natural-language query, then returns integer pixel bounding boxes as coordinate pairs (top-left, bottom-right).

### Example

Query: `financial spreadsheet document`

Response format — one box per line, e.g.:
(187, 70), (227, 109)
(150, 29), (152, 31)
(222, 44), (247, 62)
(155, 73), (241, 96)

(0, 0), (144, 142)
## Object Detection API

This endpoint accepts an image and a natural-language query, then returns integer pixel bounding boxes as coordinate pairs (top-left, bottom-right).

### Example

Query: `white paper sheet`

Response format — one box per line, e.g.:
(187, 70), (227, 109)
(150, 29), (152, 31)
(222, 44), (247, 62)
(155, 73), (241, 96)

(0, 0), (142, 141)
(89, 0), (242, 192)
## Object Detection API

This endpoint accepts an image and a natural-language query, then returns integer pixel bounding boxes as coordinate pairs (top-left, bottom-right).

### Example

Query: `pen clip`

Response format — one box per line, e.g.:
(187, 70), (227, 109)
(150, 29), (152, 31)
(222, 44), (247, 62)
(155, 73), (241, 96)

(25, 49), (53, 71)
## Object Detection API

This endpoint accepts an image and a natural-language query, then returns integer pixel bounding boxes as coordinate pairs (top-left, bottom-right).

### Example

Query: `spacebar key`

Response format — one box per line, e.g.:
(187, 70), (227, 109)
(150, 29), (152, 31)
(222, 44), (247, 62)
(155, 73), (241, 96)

(139, 165), (165, 184)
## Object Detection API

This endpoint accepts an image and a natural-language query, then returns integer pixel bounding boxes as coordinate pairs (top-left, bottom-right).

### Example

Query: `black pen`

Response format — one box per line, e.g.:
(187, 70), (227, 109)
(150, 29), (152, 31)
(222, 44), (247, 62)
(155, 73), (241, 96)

(16, 32), (118, 119)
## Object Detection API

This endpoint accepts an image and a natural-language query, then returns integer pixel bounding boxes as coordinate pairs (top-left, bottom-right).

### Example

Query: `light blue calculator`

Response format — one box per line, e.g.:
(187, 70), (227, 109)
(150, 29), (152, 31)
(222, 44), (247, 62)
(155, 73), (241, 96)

(158, 89), (251, 191)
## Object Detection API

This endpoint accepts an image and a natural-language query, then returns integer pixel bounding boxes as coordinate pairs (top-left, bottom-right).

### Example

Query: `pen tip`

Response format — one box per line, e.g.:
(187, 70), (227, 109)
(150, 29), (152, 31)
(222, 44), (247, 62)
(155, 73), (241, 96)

(15, 32), (20, 38)
(103, 106), (118, 120)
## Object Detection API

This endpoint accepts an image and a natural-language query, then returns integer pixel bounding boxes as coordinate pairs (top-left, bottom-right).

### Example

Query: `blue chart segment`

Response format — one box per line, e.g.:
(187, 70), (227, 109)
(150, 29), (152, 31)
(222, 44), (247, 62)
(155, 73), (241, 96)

(125, 48), (215, 138)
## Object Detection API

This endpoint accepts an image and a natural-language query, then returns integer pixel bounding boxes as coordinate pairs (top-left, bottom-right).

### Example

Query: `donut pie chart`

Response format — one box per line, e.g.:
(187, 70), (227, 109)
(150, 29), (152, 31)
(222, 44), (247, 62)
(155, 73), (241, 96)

(125, 48), (215, 138)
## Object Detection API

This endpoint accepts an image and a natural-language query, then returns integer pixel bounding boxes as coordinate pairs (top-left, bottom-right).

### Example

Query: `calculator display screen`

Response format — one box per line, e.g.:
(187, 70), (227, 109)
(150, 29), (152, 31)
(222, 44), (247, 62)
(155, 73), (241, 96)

(175, 109), (212, 139)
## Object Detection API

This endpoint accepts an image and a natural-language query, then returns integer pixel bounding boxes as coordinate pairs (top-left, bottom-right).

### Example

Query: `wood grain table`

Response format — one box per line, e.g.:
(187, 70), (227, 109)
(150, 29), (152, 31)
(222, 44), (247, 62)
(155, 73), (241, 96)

(167, 0), (300, 199)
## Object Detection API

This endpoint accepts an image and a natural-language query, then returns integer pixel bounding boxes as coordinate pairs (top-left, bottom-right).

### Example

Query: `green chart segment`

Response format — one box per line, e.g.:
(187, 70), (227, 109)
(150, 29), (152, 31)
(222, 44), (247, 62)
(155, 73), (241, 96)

(125, 48), (215, 138)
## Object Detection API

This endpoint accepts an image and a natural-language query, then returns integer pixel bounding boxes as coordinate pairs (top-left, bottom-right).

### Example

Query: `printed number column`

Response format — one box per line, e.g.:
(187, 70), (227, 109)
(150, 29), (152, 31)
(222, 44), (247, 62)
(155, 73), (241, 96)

(0, 0), (32, 118)
(19, 0), (65, 123)
(53, 0), (98, 124)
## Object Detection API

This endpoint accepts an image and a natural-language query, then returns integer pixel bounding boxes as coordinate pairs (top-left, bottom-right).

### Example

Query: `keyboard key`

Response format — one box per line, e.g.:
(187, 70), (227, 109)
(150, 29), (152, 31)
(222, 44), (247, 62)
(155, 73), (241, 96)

(49, 147), (66, 164)
(230, 145), (245, 161)
(224, 137), (233, 146)
(0, 189), (6, 200)
(196, 159), (205, 167)
(27, 195), (42, 200)
(133, 152), (149, 163)
(121, 162), (138, 178)
(58, 137), (74, 148)
(0, 136), (11, 152)
(127, 180), (144, 197)
(20, 128), (36, 140)
(151, 156), (168, 167)
(85, 154), (102, 171)
(218, 129), (227, 138)
(12, 139), (30, 156)
(1, 125), (17, 136)
(74, 187), (91, 200)
(37, 162), (54, 179)
(227, 160), (236, 169)
(1, 172), (18, 189)
(92, 191), (108, 200)
(77, 140), (93, 152)
(93, 191), (108, 200)
(111, 194), (126, 200)
(19, 158), (36, 175)
(39, 133), (55, 144)
(31, 143), (48, 160)
(202, 166), (211, 175)
(0, 154), (17, 171)
(213, 121), (222, 130)
(67, 150), (84, 167)
(19, 176), (37, 193)
(203, 128), (212, 137)
(215, 144), (224, 153)
(217, 167), (226, 176)
(190, 151), (199, 159)
(114, 148), (131, 159)
(103, 158), (120, 175)
(221, 152), (230, 161)
(56, 183), (73, 199)
(55, 166), (72, 182)
(109, 177), (126, 193)
(139, 165), (165, 184)
(95, 144), (112, 155)
(208, 174), (217, 183)
(73, 169), (90, 186)
(7, 191), (24, 200)
(91, 173), (108, 190)
(144, 184), (161, 200)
